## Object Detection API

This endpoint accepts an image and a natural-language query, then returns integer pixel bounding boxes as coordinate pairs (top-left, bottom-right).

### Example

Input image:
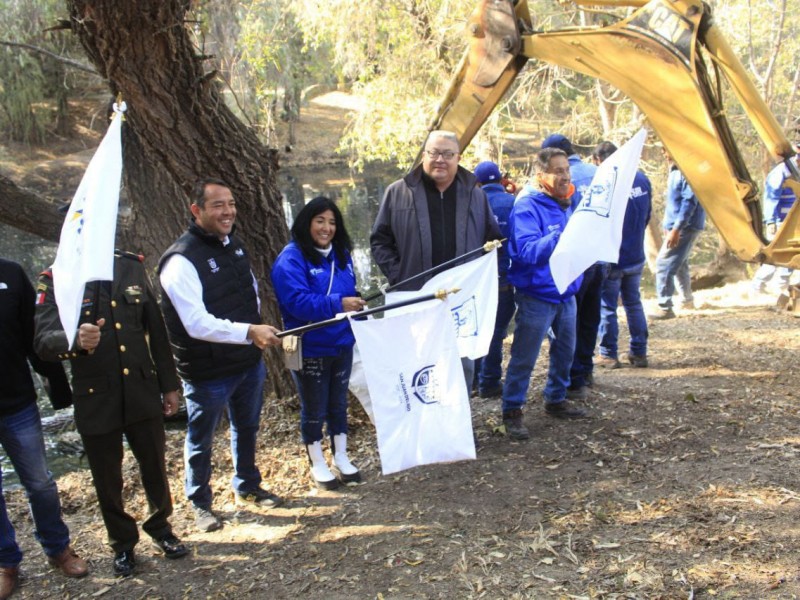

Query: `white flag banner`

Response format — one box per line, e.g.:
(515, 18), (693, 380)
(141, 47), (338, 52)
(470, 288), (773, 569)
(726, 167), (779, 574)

(347, 342), (375, 425)
(349, 300), (475, 475)
(384, 249), (498, 359)
(550, 128), (647, 294)
(52, 101), (126, 348)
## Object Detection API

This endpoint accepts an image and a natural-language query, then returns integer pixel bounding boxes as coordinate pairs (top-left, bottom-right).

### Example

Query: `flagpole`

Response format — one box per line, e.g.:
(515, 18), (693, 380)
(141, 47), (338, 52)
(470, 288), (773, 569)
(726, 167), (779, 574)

(362, 239), (504, 302)
(276, 287), (460, 338)
(52, 95), (126, 349)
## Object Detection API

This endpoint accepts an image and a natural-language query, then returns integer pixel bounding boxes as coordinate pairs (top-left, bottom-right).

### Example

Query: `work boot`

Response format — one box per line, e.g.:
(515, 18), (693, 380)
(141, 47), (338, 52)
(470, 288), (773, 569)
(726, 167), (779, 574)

(306, 441), (339, 490)
(566, 385), (589, 401)
(0, 566), (18, 600)
(649, 307), (676, 320)
(680, 299), (695, 310)
(545, 401), (587, 419)
(478, 385), (503, 399)
(502, 408), (530, 440)
(627, 354), (649, 368)
(596, 355), (621, 369)
(331, 434), (361, 485)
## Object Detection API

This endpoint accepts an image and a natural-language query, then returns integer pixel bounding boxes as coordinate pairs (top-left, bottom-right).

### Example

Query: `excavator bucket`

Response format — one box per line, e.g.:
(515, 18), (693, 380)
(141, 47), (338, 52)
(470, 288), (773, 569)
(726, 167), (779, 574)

(426, 0), (800, 267)
(423, 0), (529, 156)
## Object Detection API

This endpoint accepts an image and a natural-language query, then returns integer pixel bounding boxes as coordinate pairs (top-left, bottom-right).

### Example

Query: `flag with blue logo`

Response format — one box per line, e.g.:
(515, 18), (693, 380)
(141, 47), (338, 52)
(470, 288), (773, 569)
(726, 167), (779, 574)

(349, 299), (475, 475)
(550, 128), (647, 294)
(384, 248), (498, 360)
(52, 101), (126, 347)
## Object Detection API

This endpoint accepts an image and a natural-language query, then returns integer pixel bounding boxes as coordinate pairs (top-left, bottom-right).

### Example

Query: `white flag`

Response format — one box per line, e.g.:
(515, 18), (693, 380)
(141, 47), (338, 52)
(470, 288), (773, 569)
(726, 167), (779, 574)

(384, 249), (498, 359)
(347, 342), (375, 425)
(550, 128), (647, 294)
(52, 102), (126, 347)
(349, 300), (475, 475)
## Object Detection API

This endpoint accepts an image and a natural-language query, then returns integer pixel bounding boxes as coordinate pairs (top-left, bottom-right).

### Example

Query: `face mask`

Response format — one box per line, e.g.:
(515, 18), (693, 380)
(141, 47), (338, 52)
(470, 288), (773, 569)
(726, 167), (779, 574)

(536, 173), (575, 206)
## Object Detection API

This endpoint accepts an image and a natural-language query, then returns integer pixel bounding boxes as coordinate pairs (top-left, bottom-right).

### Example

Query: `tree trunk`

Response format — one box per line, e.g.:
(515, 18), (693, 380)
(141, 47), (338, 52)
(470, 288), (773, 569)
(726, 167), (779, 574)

(595, 80), (620, 136)
(66, 0), (293, 397)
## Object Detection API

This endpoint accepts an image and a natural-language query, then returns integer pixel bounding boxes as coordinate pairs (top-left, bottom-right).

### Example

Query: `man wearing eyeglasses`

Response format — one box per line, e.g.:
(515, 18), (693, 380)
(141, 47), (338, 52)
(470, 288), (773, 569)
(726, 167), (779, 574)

(370, 130), (501, 389)
(371, 130), (500, 292)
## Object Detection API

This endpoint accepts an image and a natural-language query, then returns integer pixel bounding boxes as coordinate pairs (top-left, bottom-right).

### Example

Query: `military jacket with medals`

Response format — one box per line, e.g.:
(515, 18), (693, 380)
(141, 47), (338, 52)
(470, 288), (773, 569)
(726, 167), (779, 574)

(34, 251), (180, 436)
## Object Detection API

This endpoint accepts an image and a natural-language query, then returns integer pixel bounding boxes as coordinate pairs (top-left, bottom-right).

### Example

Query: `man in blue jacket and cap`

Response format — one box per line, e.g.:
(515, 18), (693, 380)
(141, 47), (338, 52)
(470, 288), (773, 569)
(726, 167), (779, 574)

(750, 149), (798, 296)
(501, 148), (588, 441)
(651, 158), (705, 319)
(541, 133), (603, 400)
(473, 161), (516, 398)
(590, 142), (653, 369)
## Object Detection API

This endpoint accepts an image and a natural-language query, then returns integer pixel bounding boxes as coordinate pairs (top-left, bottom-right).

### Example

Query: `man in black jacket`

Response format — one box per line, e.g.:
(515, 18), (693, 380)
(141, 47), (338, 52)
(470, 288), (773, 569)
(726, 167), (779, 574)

(0, 258), (88, 598)
(34, 252), (187, 578)
(159, 178), (282, 533)
(370, 131), (501, 390)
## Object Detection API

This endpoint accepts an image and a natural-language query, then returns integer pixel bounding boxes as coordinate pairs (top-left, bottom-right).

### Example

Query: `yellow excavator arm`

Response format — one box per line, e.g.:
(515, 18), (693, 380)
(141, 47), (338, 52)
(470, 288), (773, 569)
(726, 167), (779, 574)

(426, 0), (800, 268)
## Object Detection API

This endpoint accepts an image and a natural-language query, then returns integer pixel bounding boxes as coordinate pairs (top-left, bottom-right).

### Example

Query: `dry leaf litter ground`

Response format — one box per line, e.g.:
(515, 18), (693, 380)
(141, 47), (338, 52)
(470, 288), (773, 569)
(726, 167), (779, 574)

(3, 282), (799, 600)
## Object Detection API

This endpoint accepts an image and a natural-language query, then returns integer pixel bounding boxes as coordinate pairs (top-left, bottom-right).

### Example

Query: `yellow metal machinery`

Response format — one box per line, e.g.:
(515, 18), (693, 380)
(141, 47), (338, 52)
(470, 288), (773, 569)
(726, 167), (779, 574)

(426, 0), (800, 268)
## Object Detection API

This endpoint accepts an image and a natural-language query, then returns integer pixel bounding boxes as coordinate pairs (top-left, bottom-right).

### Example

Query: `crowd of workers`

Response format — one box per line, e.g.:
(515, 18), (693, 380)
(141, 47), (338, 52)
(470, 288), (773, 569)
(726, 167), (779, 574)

(0, 129), (796, 598)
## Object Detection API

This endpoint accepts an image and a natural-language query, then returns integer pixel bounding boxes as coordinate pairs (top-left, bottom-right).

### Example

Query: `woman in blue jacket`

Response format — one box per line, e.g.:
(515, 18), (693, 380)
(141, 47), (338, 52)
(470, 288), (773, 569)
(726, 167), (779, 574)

(271, 197), (366, 490)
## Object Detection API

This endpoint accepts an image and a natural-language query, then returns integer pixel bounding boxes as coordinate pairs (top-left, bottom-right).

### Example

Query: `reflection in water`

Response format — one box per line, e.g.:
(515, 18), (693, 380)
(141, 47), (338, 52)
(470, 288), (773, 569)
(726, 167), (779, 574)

(278, 163), (403, 299)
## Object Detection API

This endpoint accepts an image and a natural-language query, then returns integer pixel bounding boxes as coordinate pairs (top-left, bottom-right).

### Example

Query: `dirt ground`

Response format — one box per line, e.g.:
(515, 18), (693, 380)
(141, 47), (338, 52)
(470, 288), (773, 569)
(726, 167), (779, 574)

(3, 284), (798, 599)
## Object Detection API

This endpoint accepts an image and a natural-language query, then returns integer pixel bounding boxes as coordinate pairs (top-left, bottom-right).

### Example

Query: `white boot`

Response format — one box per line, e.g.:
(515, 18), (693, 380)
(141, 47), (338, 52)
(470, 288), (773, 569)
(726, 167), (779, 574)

(332, 433), (361, 485)
(306, 441), (339, 490)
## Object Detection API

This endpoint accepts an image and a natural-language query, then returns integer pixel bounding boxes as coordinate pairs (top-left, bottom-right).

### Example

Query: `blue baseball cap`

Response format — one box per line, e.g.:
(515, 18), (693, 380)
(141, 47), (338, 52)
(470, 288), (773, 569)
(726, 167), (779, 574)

(542, 134), (573, 154)
(474, 161), (502, 184)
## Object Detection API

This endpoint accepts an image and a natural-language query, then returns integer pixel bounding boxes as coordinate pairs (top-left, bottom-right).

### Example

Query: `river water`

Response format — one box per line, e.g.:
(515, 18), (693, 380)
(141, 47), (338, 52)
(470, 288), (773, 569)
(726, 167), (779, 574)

(0, 163), (401, 484)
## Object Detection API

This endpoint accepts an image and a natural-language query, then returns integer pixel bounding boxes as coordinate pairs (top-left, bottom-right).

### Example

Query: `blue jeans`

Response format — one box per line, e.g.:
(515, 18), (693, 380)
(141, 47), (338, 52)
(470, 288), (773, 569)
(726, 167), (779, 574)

(570, 264), (608, 388)
(599, 263), (648, 359)
(291, 347), (353, 445)
(0, 403), (70, 567)
(655, 228), (702, 309)
(183, 361), (266, 508)
(478, 285), (516, 392)
(502, 294), (577, 412)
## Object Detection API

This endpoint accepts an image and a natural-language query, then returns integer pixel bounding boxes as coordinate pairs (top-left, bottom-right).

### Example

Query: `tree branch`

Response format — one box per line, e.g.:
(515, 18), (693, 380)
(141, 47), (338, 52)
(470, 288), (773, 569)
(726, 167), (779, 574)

(0, 40), (98, 75)
(0, 175), (65, 242)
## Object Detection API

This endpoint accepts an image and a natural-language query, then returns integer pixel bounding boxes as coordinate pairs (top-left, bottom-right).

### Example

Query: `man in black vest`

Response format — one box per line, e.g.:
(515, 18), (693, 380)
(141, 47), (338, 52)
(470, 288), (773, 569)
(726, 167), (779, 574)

(159, 178), (282, 533)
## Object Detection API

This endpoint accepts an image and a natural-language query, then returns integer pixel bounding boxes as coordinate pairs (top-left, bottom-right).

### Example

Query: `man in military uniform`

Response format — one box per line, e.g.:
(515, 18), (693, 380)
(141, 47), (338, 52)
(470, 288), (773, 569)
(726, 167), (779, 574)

(34, 251), (188, 578)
